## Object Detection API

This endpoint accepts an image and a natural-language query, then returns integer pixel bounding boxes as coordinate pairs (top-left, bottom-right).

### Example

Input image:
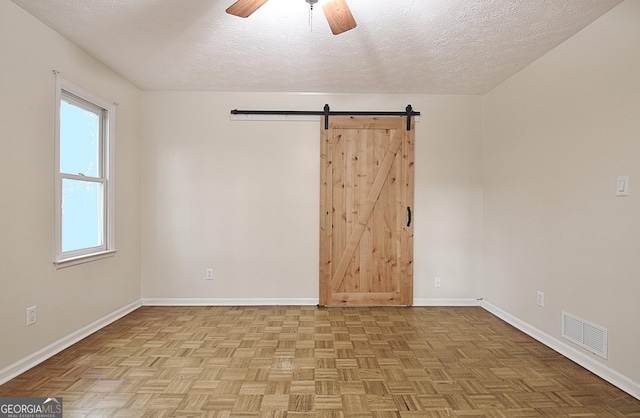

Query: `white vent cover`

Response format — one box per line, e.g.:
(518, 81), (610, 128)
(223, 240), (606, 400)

(561, 311), (608, 359)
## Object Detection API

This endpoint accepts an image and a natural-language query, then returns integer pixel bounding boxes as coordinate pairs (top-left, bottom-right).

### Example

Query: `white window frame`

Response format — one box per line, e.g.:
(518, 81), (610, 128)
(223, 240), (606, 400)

(54, 77), (116, 268)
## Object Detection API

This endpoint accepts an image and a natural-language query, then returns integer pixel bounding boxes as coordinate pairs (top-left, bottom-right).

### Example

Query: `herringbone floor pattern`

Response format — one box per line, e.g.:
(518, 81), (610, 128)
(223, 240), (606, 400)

(1, 306), (638, 417)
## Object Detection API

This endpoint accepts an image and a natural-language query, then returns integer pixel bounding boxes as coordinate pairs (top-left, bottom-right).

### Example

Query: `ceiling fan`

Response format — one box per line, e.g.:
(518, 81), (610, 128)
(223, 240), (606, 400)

(226, 0), (357, 35)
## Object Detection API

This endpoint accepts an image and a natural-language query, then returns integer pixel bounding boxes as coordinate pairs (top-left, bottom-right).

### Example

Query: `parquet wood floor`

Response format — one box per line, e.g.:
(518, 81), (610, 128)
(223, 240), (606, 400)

(1, 306), (639, 417)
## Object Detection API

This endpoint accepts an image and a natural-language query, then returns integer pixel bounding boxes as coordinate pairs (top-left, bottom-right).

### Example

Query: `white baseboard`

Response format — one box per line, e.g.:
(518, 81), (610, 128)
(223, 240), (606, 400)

(142, 298), (481, 307)
(0, 300), (141, 386)
(481, 300), (640, 401)
(413, 298), (481, 307)
(141, 298), (320, 306)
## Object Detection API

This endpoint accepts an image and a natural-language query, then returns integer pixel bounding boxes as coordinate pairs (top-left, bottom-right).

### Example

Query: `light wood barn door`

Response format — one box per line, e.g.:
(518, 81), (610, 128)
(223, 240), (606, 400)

(320, 116), (414, 306)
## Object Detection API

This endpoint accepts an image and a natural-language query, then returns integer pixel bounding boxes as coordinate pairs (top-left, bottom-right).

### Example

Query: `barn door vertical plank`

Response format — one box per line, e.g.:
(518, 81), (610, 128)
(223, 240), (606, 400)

(400, 120), (415, 305)
(344, 129), (360, 291)
(319, 117), (333, 306)
(331, 130), (346, 294)
(390, 131), (403, 294)
(359, 129), (373, 293)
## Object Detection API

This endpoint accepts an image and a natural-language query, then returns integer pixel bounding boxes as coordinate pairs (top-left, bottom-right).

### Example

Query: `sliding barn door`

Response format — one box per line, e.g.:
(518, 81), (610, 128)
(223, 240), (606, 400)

(319, 116), (414, 306)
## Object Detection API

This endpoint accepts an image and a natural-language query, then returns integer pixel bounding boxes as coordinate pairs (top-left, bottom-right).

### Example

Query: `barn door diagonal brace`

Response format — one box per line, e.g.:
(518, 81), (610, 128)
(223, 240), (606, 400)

(230, 104), (420, 131)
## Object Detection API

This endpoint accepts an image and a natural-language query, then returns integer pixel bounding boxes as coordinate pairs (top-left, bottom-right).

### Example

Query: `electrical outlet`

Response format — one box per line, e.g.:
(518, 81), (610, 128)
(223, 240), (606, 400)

(435, 277), (442, 288)
(536, 291), (544, 307)
(206, 268), (214, 280)
(26, 306), (37, 326)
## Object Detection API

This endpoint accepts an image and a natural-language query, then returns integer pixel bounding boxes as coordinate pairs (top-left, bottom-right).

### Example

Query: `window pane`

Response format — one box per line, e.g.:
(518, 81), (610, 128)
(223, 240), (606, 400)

(62, 178), (103, 253)
(60, 99), (100, 177)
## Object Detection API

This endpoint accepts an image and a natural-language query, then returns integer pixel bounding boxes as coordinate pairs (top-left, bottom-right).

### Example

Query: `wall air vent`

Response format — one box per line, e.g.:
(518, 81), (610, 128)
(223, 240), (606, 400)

(561, 311), (608, 359)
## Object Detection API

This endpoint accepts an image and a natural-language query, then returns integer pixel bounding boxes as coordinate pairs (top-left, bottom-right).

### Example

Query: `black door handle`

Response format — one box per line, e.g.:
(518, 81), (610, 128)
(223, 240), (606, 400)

(407, 206), (412, 227)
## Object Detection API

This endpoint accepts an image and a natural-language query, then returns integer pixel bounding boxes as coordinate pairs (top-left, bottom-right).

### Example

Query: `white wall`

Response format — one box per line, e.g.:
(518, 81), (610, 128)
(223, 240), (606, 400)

(0, 2), (142, 374)
(141, 93), (483, 303)
(483, 0), (640, 389)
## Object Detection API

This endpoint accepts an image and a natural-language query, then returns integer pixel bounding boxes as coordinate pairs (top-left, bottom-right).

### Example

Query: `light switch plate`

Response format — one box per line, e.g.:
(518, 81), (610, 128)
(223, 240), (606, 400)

(617, 176), (628, 196)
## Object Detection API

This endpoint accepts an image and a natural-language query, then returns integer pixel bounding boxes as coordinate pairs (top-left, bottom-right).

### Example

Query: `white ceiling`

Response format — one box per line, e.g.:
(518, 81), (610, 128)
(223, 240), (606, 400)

(12, 0), (622, 94)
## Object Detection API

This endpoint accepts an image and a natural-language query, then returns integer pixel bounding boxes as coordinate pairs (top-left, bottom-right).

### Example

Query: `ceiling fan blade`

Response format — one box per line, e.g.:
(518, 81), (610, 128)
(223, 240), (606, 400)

(226, 0), (269, 18)
(322, 0), (357, 35)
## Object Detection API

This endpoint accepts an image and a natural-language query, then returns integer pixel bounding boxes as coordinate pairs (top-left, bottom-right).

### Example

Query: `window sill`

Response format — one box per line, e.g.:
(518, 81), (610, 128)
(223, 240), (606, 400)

(54, 249), (118, 269)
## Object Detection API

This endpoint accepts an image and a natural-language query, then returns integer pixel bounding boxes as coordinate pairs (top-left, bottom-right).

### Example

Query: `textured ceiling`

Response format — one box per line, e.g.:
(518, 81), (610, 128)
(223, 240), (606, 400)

(12, 0), (622, 94)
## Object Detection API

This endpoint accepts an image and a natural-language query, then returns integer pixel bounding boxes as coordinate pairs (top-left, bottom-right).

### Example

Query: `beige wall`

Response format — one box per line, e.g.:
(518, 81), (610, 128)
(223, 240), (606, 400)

(0, 2), (142, 372)
(141, 92), (483, 303)
(483, 0), (640, 387)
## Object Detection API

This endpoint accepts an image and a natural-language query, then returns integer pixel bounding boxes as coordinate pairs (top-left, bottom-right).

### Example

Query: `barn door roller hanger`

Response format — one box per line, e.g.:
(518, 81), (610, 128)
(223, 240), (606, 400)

(230, 104), (420, 131)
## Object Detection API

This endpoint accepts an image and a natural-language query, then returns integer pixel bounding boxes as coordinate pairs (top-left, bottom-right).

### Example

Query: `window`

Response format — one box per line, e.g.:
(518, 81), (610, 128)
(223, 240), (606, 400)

(54, 78), (116, 267)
